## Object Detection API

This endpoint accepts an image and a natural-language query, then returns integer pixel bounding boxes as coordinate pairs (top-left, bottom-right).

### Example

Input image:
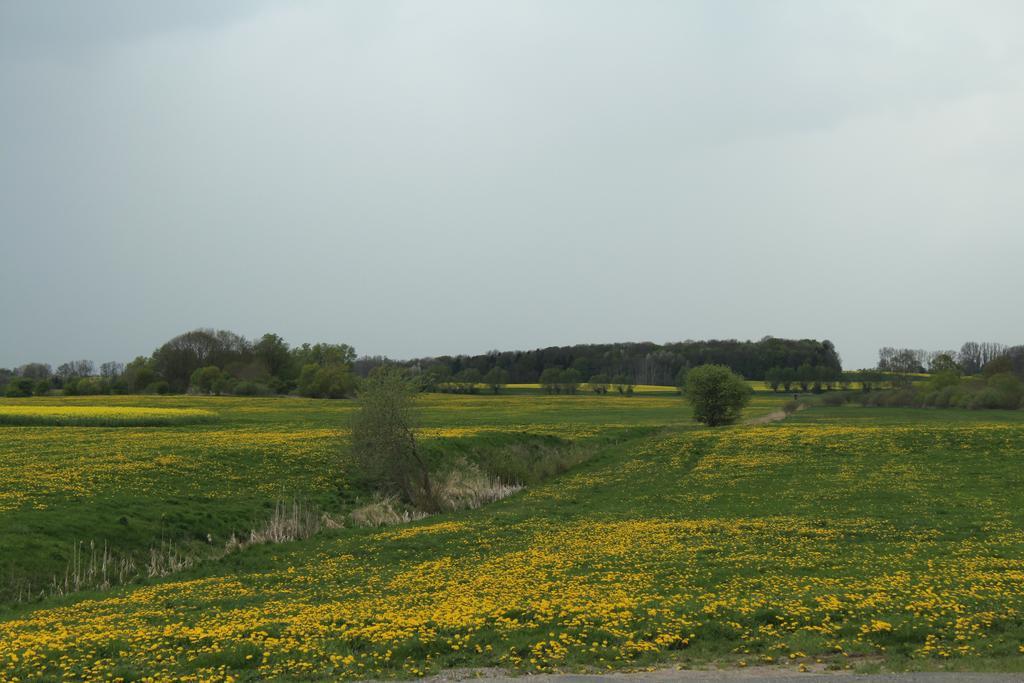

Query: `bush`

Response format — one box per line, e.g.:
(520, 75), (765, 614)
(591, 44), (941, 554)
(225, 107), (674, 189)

(145, 381), (170, 395)
(820, 392), (849, 407)
(34, 379), (51, 396)
(74, 377), (110, 395)
(298, 363), (356, 399)
(987, 373), (1024, 407)
(684, 364), (752, 427)
(858, 372), (1020, 411)
(4, 378), (34, 398)
(190, 366), (223, 395)
(351, 367), (435, 510)
(234, 381), (271, 396)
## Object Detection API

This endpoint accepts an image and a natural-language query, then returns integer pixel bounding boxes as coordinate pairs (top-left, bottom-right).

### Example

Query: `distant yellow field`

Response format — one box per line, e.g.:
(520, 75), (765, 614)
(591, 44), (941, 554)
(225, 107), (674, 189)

(0, 405), (217, 426)
(506, 383), (678, 394)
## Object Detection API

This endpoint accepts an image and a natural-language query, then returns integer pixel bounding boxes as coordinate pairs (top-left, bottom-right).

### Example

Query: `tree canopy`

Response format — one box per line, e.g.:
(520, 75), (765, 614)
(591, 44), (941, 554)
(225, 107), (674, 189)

(684, 364), (752, 427)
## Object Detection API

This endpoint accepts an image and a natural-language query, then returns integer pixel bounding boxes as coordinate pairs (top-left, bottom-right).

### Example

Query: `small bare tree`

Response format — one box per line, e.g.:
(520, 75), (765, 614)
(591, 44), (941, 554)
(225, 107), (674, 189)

(351, 367), (436, 510)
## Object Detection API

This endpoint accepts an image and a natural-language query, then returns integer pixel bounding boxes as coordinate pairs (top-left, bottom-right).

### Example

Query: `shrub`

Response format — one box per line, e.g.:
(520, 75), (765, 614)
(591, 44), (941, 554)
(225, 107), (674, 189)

(539, 367), (563, 394)
(145, 381), (170, 395)
(483, 367), (510, 394)
(72, 377), (110, 395)
(351, 367), (436, 510)
(298, 363), (356, 399)
(4, 378), (33, 398)
(684, 364), (752, 426)
(820, 392), (849, 406)
(190, 366), (223, 395)
(34, 379), (51, 396)
(987, 373), (1024, 407)
(234, 381), (271, 396)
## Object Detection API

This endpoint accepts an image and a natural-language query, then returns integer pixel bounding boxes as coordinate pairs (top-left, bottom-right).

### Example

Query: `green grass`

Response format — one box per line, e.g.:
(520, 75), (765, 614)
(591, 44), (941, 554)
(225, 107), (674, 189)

(0, 391), (715, 603)
(1, 393), (1023, 679)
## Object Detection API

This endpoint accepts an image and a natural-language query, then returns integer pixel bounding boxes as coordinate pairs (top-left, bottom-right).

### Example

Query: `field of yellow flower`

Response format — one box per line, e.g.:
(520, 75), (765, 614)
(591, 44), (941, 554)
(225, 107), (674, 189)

(0, 404), (217, 426)
(1, 394), (1023, 680)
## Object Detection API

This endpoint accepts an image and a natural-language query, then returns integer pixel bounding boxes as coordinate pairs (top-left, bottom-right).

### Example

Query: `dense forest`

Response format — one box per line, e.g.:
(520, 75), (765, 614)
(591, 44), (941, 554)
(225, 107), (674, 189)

(407, 337), (842, 386)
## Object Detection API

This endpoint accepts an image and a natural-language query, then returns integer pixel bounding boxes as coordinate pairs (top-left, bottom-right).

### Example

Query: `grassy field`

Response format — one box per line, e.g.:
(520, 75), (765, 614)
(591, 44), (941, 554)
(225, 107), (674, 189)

(1, 392), (1023, 680)
(0, 391), (715, 603)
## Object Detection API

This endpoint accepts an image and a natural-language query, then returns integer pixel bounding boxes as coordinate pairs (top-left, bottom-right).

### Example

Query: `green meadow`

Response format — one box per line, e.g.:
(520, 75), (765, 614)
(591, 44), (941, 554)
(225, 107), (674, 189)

(1, 392), (1024, 681)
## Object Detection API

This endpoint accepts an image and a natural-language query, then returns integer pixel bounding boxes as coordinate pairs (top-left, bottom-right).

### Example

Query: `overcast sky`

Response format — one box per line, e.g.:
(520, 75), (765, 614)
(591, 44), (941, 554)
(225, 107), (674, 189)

(2, 1), (1023, 371)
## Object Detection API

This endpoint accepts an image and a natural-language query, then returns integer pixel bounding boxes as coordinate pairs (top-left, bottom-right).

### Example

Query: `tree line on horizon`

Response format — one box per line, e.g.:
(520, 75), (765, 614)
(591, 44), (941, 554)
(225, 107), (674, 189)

(406, 337), (841, 388)
(2, 332), (842, 399)
(861, 342), (1024, 410)
(5, 331), (1023, 404)
(2, 329), (361, 399)
(876, 342), (1024, 377)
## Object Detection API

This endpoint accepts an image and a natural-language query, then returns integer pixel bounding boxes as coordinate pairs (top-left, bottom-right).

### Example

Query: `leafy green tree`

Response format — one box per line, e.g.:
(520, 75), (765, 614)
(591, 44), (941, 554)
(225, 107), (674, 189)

(796, 363), (815, 392)
(315, 365), (358, 398)
(764, 367), (782, 392)
(5, 378), (34, 397)
(684, 364), (752, 427)
(34, 379), (51, 396)
(927, 370), (961, 392)
(483, 367), (510, 394)
(190, 366), (223, 395)
(254, 333), (291, 378)
(813, 365), (833, 393)
(539, 367), (563, 394)
(559, 368), (582, 395)
(298, 364), (320, 397)
(780, 367), (796, 392)
(74, 377), (111, 395)
(122, 356), (158, 393)
(930, 353), (960, 374)
(292, 342), (356, 369)
(676, 366), (690, 393)
(982, 356), (1014, 378)
(152, 329), (252, 393)
(298, 363), (356, 398)
(211, 376), (234, 396)
(351, 367), (435, 510)
(421, 364), (452, 392)
(16, 363), (52, 380)
(612, 374), (629, 395)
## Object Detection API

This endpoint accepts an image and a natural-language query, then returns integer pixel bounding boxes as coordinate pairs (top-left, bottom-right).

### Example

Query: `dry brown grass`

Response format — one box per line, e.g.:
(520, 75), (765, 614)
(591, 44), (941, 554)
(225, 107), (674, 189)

(350, 496), (429, 528)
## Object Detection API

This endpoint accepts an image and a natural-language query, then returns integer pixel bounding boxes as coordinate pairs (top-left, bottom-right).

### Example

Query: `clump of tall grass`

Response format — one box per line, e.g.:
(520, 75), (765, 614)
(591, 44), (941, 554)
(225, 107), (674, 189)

(350, 463), (524, 528)
(225, 501), (323, 552)
(48, 540), (137, 597)
(350, 496), (430, 528)
(433, 463), (523, 511)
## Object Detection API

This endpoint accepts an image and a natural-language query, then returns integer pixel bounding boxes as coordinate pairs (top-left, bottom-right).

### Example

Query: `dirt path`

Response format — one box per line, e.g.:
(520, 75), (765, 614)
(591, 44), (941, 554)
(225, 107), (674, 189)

(744, 402), (807, 426)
